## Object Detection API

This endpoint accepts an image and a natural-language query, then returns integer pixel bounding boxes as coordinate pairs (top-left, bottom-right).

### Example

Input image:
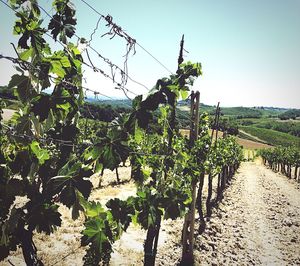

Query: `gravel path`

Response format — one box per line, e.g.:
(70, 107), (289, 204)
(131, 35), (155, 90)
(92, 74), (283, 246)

(158, 161), (300, 265)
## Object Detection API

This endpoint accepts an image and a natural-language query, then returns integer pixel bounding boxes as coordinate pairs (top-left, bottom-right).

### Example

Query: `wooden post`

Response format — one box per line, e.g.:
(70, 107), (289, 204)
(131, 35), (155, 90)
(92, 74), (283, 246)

(215, 103), (221, 141)
(211, 102), (220, 143)
(177, 34), (184, 73)
(207, 103), (220, 218)
(181, 90), (200, 264)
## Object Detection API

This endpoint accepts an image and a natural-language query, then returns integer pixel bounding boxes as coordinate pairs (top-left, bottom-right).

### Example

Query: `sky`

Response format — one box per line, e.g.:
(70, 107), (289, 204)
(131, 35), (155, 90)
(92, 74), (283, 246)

(0, 0), (300, 108)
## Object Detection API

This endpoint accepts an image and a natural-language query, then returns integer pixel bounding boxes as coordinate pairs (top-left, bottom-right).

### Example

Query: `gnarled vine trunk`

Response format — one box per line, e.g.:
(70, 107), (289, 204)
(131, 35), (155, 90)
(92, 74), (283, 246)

(18, 227), (44, 266)
(196, 172), (205, 233)
(144, 216), (161, 266)
(206, 173), (213, 217)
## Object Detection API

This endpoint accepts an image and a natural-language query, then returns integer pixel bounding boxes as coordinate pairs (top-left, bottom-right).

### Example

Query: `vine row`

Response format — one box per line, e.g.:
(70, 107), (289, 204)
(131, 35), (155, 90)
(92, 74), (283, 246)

(0, 1), (243, 265)
(259, 146), (300, 181)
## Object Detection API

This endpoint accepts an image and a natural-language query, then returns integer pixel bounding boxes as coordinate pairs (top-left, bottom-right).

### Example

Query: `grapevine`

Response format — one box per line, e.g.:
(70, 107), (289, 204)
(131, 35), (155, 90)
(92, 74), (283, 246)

(0, 1), (244, 265)
(259, 146), (300, 181)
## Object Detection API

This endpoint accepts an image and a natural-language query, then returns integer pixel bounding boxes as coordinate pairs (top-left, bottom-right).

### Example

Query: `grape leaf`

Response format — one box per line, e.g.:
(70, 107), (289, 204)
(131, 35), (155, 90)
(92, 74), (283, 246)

(8, 74), (35, 103)
(30, 141), (50, 165)
(31, 95), (52, 122)
(81, 218), (108, 253)
(106, 198), (135, 231)
(27, 203), (61, 234)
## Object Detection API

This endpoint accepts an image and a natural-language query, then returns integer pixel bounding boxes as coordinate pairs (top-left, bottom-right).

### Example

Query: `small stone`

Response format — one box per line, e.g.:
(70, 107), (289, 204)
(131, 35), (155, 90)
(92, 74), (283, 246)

(231, 249), (237, 255)
(236, 242), (245, 250)
(200, 244), (210, 252)
(232, 256), (238, 262)
(283, 218), (293, 227)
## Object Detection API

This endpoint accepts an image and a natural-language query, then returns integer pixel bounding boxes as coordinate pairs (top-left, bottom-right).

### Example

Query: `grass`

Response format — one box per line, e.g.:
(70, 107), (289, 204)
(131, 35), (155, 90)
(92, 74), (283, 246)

(240, 126), (300, 149)
(238, 118), (300, 137)
(238, 130), (266, 144)
(178, 105), (287, 118)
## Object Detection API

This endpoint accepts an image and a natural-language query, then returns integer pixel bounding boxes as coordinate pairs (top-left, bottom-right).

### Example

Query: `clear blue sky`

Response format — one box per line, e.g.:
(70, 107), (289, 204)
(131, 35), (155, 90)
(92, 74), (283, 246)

(1, 0), (300, 108)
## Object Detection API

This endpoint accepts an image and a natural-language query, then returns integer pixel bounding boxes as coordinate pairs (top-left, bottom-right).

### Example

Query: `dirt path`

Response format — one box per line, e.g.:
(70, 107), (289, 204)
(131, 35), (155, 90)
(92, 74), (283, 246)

(239, 129), (268, 144)
(236, 137), (272, 150)
(239, 129), (268, 145)
(158, 161), (300, 265)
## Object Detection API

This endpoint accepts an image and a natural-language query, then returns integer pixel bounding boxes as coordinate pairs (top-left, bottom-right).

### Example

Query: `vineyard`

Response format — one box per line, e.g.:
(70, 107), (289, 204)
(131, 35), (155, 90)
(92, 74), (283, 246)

(0, 1), (300, 266)
(259, 146), (300, 181)
(240, 126), (300, 149)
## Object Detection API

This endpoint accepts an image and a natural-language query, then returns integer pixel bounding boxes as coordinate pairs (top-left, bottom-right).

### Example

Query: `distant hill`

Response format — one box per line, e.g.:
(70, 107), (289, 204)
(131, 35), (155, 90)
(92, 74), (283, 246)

(222, 106), (289, 118)
(253, 106), (288, 112)
(178, 103), (288, 118)
(278, 109), (300, 120)
(87, 98), (295, 119)
(86, 98), (132, 109)
(85, 97), (295, 121)
(0, 87), (297, 120)
(240, 126), (300, 149)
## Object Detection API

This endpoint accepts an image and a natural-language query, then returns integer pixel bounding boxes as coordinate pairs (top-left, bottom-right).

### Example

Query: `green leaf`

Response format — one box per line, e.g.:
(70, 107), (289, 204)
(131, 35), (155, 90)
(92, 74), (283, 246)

(84, 129), (130, 171)
(83, 219), (106, 238)
(94, 161), (103, 174)
(27, 203), (61, 234)
(43, 43), (52, 55)
(106, 198), (135, 231)
(60, 56), (71, 68)
(44, 109), (55, 131)
(8, 74), (35, 103)
(30, 141), (50, 165)
(28, 160), (39, 182)
(132, 95), (142, 110)
(50, 60), (65, 78)
(69, 44), (81, 56)
(82, 218), (108, 253)
(48, 1), (77, 43)
(31, 2), (41, 17)
(134, 127), (144, 143)
(56, 102), (71, 111)
(58, 161), (81, 176)
(180, 90), (189, 100)
(71, 190), (84, 220)
(83, 146), (101, 161)
(83, 200), (106, 219)
(19, 48), (33, 61)
(136, 191), (146, 199)
(167, 84), (178, 92)
(31, 95), (52, 122)
(137, 205), (157, 229)
(50, 163), (93, 208)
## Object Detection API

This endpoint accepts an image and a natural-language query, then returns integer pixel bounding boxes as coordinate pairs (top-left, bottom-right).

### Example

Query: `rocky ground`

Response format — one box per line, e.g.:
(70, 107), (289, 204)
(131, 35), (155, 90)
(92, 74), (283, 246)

(157, 160), (300, 266)
(2, 160), (300, 265)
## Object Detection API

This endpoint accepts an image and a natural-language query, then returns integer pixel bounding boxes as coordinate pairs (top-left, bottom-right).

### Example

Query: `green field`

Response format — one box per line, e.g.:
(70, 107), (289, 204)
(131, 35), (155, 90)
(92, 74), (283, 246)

(178, 103), (287, 118)
(239, 126), (300, 149)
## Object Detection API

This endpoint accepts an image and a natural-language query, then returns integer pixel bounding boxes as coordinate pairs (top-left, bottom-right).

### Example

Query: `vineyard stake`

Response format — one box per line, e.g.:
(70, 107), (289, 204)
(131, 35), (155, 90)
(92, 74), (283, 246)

(215, 102), (221, 141)
(211, 102), (220, 142)
(207, 102), (220, 217)
(181, 90), (200, 264)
